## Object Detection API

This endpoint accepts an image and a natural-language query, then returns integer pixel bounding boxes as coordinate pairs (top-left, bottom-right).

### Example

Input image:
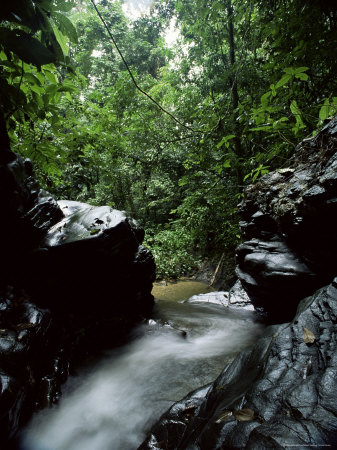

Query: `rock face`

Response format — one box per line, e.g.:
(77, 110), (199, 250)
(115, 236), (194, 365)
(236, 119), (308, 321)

(0, 153), (155, 444)
(140, 280), (337, 449)
(139, 119), (337, 449)
(236, 118), (337, 321)
(24, 199), (154, 315)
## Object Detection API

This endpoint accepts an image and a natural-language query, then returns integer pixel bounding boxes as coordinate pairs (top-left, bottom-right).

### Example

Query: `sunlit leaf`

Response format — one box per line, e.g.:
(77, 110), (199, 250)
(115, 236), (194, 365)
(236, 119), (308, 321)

(53, 12), (78, 44)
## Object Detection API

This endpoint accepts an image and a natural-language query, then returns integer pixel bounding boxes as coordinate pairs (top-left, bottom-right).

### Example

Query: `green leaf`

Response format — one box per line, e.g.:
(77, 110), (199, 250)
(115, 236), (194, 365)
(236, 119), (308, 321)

(295, 73), (308, 81)
(24, 72), (42, 86)
(216, 134), (235, 148)
(319, 99), (331, 121)
(290, 100), (305, 134)
(283, 67), (294, 75)
(275, 74), (291, 89)
(43, 69), (58, 84)
(65, 91), (72, 101)
(46, 84), (59, 95)
(290, 100), (301, 117)
(53, 26), (69, 56)
(294, 66), (309, 74)
(260, 91), (271, 106)
(178, 175), (189, 186)
(30, 83), (43, 94)
(53, 12), (78, 44)
(273, 117), (289, 128)
(0, 28), (56, 66)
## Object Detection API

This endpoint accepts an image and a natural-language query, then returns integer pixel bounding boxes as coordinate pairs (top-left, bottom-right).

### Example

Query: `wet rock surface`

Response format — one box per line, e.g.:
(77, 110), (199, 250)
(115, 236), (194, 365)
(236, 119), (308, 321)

(0, 152), (155, 446)
(187, 281), (254, 310)
(237, 117), (337, 321)
(0, 286), (65, 443)
(140, 279), (337, 450)
(139, 119), (337, 449)
(25, 199), (154, 314)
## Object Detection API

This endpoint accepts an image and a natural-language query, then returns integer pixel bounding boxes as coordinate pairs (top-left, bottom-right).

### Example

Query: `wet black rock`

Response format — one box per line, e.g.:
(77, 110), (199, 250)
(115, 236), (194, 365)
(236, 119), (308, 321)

(139, 118), (337, 449)
(0, 156), (63, 263)
(0, 286), (64, 443)
(236, 117), (337, 321)
(0, 152), (156, 445)
(140, 278), (337, 449)
(236, 238), (317, 321)
(187, 281), (254, 310)
(24, 200), (155, 314)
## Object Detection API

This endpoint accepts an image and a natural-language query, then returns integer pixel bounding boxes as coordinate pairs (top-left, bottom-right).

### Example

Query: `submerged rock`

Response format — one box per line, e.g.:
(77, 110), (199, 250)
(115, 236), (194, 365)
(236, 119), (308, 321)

(187, 291), (230, 306)
(140, 278), (337, 449)
(186, 281), (254, 311)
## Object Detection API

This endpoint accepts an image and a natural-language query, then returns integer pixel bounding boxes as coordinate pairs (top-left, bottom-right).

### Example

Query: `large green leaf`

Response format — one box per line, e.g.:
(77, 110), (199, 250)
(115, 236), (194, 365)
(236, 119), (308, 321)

(0, 28), (56, 66)
(53, 12), (78, 44)
(318, 99), (335, 121)
(52, 0), (77, 12)
(53, 27), (69, 56)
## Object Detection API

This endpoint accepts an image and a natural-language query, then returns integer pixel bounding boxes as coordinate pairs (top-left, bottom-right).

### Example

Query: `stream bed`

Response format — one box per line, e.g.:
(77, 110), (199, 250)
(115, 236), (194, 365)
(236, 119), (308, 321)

(21, 280), (265, 450)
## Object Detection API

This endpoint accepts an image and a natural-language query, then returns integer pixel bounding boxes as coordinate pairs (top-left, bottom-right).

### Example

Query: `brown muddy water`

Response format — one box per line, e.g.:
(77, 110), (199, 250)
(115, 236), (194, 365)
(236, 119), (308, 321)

(152, 279), (214, 301)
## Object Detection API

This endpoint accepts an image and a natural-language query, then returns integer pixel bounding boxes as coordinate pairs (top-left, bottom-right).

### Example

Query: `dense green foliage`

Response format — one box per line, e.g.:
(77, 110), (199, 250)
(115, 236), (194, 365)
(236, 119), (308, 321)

(1, 0), (337, 279)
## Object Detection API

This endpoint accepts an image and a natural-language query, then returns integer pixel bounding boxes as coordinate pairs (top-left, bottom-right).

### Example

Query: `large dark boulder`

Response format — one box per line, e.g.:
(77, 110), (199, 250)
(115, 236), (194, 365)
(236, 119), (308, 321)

(236, 118), (337, 321)
(23, 199), (154, 315)
(0, 152), (155, 445)
(0, 153), (155, 317)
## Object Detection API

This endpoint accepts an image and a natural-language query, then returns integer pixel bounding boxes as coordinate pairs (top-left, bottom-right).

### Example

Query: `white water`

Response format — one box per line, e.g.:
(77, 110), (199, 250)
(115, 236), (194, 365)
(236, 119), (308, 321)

(21, 296), (264, 450)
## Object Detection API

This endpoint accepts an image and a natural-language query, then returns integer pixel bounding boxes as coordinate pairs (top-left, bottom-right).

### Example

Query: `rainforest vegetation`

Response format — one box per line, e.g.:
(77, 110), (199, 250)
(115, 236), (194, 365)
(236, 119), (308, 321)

(1, 0), (337, 278)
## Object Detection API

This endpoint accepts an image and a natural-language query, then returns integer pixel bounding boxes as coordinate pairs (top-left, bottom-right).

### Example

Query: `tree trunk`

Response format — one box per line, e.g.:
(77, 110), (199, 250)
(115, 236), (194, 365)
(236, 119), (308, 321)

(0, 111), (15, 164)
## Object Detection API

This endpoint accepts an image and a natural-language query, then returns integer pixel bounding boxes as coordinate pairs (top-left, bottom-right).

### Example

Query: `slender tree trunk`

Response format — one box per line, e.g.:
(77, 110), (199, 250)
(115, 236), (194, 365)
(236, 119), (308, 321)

(226, 0), (243, 185)
(0, 111), (15, 164)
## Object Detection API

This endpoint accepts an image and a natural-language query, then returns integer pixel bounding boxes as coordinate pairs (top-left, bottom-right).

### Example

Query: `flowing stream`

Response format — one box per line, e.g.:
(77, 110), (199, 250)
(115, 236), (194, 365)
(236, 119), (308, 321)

(21, 281), (265, 450)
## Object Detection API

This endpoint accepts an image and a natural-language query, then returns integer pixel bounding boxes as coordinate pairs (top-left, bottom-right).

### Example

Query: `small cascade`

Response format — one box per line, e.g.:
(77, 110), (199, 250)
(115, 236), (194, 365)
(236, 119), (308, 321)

(21, 282), (264, 450)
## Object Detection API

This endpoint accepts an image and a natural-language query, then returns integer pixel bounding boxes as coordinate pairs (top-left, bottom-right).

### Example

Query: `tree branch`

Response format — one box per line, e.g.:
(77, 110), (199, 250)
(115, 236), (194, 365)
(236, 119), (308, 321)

(89, 0), (202, 134)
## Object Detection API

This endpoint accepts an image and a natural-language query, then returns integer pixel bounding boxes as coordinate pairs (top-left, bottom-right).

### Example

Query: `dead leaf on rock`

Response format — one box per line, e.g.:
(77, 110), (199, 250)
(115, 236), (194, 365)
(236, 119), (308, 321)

(183, 405), (196, 417)
(215, 410), (233, 423)
(303, 326), (316, 344)
(16, 323), (35, 331)
(234, 408), (255, 422)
